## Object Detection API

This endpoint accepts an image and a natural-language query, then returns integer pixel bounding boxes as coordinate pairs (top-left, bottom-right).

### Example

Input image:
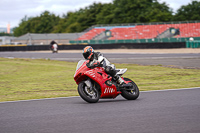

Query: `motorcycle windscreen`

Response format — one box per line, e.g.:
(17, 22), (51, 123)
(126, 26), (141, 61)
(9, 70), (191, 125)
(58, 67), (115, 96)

(76, 60), (86, 71)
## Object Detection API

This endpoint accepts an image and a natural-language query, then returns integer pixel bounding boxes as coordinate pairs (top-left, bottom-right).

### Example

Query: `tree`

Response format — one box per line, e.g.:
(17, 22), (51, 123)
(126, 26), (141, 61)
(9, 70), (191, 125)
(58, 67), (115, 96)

(173, 1), (200, 21)
(0, 32), (13, 36)
(145, 1), (173, 22)
(13, 11), (60, 36)
(14, 0), (200, 36)
(96, 3), (115, 24)
(111, 0), (172, 23)
(55, 2), (107, 33)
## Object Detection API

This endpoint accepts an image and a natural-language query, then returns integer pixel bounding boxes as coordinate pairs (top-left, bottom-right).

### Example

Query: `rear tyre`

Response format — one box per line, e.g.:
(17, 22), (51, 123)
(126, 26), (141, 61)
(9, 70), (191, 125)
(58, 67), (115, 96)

(78, 81), (100, 103)
(121, 78), (139, 100)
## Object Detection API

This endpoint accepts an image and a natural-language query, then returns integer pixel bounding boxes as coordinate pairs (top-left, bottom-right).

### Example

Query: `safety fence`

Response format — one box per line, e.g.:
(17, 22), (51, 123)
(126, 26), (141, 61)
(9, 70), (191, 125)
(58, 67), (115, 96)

(186, 40), (200, 48)
(70, 37), (200, 45)
(0, 42), (186, 52)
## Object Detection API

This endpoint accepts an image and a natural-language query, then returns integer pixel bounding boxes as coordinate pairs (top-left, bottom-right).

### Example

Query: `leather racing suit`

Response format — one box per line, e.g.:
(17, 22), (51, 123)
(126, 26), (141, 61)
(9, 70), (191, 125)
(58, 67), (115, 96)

(86, 52), (124, 84)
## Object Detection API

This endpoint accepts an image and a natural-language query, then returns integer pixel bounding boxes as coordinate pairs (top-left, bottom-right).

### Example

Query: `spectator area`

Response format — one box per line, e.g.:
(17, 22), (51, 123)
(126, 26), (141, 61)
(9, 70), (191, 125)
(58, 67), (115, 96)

(77, 28), (106, 40)
(77, 22), (200, 40)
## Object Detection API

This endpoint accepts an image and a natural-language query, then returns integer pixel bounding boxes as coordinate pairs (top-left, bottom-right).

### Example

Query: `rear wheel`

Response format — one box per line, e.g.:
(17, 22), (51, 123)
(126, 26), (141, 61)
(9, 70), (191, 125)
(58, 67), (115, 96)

(121, 78), (139, 100)
(78, 81), (100, 103)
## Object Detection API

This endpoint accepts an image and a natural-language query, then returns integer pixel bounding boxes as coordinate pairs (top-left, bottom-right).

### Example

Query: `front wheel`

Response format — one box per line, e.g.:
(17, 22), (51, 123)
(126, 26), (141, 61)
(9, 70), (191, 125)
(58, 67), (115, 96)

(121, 78), (139, 100)
(78, 81), (100, 103)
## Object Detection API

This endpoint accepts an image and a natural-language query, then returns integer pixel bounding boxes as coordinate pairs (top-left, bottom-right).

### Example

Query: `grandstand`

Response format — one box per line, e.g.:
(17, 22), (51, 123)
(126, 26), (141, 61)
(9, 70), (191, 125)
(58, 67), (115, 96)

(77, 28), (106, 40)
(3, 21), (200, 45)
(76, 21), (200, 42)
(2, 21), (200, 50)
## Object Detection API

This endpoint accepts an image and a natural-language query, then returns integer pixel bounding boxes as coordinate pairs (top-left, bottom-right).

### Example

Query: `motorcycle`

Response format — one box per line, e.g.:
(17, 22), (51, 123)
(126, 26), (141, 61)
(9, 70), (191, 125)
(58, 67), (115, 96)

(74, 60), (139, 103)
(52, 44), (58, 53)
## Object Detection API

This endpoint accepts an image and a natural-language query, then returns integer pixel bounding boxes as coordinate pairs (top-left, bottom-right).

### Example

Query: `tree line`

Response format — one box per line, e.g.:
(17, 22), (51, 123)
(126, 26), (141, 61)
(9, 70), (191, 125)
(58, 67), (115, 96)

(13, 0), (200, 37)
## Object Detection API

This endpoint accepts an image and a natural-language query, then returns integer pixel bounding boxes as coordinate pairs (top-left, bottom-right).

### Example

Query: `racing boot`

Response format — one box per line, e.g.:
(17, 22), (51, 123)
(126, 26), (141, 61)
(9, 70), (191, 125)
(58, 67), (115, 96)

(116, 76), (133, 88)
(117, 76), (124, 85)
(114, 75), (125, 86)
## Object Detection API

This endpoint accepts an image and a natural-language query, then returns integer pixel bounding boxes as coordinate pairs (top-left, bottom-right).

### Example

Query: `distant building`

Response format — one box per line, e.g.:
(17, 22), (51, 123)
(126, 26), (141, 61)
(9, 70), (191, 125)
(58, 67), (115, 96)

(0, 36), (16, 45)
(13, 33), (85, 45)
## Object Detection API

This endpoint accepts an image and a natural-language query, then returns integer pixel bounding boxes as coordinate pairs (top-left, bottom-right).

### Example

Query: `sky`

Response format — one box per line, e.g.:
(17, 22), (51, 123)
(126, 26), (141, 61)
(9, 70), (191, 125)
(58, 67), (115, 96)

(0, 0), (196, 28)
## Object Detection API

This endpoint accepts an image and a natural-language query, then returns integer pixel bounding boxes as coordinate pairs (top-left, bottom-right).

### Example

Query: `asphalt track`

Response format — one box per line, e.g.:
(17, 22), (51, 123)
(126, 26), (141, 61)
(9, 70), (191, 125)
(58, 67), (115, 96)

(0, 51), (200, 132)
(0, 88), (200, 133)
(0, 51), (200, 68)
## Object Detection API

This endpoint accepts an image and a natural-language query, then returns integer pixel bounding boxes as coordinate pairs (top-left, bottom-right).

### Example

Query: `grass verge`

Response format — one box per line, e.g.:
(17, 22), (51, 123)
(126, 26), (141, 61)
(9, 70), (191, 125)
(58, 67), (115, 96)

(0, 58), (200, 102)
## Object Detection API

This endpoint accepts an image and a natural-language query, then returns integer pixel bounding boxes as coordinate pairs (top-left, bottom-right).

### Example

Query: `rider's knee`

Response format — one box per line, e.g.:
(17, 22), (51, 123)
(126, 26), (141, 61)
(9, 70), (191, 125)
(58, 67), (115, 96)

(105, 65), (116, 76)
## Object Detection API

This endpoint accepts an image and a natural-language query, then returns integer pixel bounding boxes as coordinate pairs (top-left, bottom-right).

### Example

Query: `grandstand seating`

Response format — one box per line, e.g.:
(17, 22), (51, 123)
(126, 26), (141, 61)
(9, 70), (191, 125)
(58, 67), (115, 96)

(77, 28), (106, 40)
(77, 22), (200, 40)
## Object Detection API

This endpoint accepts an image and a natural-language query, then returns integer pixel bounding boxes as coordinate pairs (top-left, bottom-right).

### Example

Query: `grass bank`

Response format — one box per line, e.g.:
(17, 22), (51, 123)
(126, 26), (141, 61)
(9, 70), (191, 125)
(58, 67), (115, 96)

(0, 58), (200, 102)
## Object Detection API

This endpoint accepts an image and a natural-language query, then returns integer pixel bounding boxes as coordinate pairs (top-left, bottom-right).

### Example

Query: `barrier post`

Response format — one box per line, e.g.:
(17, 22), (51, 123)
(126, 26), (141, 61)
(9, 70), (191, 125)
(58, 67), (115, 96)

(186, 40), (200, 48)
(186, 41), (190, 48)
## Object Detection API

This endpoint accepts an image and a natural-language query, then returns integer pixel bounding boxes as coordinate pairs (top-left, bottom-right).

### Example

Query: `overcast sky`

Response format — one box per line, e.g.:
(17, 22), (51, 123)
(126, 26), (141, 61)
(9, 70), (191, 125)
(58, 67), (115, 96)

(0, 0), (195, 28)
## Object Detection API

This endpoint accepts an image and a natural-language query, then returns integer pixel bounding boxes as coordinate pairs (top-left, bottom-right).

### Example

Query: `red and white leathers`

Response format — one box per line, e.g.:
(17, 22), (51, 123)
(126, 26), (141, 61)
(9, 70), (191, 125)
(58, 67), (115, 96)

(86, 52), (124, 84)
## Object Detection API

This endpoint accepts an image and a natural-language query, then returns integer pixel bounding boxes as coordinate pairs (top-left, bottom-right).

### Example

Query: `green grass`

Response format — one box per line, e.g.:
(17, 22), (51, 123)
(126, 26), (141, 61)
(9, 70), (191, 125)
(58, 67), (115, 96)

(0, 58), (200, 102)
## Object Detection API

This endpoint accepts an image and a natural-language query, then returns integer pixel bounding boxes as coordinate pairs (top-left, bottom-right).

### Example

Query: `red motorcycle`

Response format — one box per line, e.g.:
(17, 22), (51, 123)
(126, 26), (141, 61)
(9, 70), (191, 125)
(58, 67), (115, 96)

(74, 60), (139, 103)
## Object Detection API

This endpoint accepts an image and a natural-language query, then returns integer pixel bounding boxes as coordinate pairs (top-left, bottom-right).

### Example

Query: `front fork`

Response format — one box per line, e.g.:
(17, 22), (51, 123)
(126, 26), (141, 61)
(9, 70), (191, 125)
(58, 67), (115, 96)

(84, 78), (93, 91)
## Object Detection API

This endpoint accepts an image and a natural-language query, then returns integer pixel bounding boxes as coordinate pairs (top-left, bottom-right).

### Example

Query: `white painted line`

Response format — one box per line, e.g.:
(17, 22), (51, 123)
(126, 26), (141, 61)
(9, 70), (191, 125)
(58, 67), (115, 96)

(0, 96), (79, 104)
(108, 57), (198, 60)
(52, 58), (82, 60)
(142, 87), (200, 93)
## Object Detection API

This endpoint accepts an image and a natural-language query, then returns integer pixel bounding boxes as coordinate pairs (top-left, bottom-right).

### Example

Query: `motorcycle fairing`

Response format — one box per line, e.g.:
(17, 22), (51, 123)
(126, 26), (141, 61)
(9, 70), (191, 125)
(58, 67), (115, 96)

(83, 67), (120, 98)
(74, 60), (121, 98)
(74, 61), (90, 85)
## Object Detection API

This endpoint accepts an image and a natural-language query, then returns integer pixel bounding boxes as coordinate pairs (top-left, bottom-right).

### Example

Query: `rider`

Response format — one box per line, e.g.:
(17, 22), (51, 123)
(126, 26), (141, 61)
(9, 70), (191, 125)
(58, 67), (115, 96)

(82, 46), (125, 86)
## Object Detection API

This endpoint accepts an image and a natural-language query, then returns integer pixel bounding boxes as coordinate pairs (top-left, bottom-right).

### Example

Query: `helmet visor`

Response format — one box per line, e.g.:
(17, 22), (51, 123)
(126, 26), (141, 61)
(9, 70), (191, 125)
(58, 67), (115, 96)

(83, 52), (90, 59)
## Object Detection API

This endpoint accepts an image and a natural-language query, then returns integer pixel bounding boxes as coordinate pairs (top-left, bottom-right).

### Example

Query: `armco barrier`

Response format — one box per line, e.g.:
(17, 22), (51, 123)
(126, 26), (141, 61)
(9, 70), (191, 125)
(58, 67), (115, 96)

(70, 37), (200, 44)
(0, 42), (186, 52)
(0, 45), (49, 51)
(186, 41), (200, 48)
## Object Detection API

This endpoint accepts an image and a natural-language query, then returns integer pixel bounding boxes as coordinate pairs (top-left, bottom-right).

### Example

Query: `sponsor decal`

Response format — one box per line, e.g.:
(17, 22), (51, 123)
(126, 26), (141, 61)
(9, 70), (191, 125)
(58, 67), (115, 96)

(86, 70), (95, 78)
(104, 87), (115, 94)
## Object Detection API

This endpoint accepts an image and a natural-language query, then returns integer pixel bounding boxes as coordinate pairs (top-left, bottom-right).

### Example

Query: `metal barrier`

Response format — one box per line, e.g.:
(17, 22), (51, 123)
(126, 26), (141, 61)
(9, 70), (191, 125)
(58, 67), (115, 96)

(70, 37), (200, 45)
(186, 41), (200, 48)
(0, 42), (186, 51)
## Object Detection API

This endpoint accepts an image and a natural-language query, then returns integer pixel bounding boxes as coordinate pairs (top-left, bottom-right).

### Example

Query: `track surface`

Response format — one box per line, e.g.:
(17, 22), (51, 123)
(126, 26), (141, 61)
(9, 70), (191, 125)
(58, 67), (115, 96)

(1, 52), (200, 132)
(0, 88), (200, 133)
(1, 52), (200, 68)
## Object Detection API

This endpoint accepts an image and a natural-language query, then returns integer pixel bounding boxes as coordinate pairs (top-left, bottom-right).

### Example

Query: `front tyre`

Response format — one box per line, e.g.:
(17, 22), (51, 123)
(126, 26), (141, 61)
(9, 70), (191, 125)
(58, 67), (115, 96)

(78, 81), (100, 103)
(121, 78), (139, 100)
